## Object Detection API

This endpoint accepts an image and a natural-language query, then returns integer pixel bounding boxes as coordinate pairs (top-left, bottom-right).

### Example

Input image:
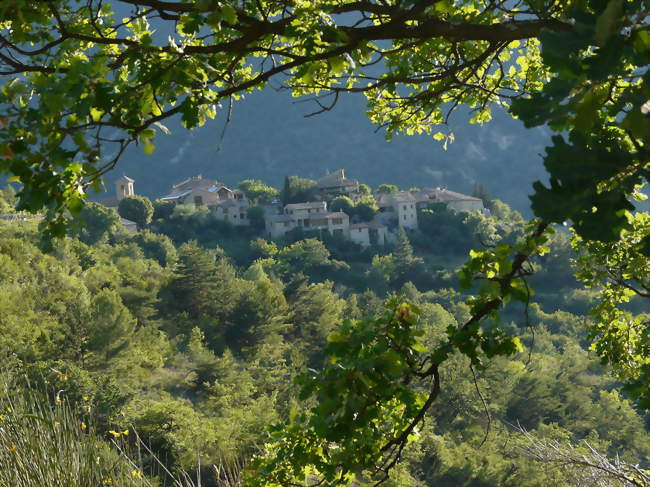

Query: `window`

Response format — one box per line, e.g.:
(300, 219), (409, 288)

(403, 205), (407, 210)
(332, 218), (343, 225)
(403, 214), (406, 220)
(284, 222), (290, 227)
(240, 213), (245, 219)
(333, 229), (343, 236)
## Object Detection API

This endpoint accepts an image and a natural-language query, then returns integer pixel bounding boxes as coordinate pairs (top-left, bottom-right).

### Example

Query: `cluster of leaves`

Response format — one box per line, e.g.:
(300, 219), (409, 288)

(572, 213), (650, 408)
(511, 0), (650, 241)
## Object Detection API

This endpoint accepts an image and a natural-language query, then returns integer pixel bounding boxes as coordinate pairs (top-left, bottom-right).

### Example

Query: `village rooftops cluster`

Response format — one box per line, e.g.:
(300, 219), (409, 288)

(108, 169), (485, 246)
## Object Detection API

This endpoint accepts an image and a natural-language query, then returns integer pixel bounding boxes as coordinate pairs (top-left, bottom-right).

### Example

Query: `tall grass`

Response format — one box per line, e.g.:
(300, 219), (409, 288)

(0, 374), (196, 487)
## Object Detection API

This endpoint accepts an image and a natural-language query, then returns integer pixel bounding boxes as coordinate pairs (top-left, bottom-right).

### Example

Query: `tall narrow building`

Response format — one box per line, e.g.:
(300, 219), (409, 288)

(115, 175), (135, 200)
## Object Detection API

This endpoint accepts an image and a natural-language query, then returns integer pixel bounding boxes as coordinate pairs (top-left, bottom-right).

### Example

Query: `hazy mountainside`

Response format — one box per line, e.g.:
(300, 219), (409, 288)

(111, 90), (550, 214)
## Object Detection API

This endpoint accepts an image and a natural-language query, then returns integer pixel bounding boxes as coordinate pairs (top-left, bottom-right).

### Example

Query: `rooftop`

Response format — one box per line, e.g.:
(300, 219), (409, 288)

(422, 187), (482, 202)
(159, 189), (193, 201)
(171, 175), (221, 192)
(316, 169), (359, 189)
(376, 192), (417, 206)
(285, 201), (327, 211)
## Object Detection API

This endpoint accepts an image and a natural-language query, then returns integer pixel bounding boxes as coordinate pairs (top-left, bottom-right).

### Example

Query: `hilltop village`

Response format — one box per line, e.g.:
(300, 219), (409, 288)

(113, 169), (485, 246)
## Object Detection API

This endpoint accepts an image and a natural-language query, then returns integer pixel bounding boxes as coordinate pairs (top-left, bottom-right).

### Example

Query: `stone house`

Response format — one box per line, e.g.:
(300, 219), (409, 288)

(213, 198), (250, 226)
(413, 187), (484, 212)
(349, 222), (387, 247)
(316, 169), (359, 196)
(160, 175), (250, 225)
(284, 201), (327, 218)
(160, 175), (240, 206)
(265, 201), (350, 239)
(375, 192), (419, 230)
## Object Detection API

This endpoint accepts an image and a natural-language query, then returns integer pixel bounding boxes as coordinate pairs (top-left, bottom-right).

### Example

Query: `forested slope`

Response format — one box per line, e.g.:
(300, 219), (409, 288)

(0, 187), (647, 486)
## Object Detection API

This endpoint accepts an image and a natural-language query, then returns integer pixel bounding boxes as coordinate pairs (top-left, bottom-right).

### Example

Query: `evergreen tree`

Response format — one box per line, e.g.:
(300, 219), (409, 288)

(471, 182), (493, 209)
(281, 176), (317, 205)
(163, 241), (238, 331)
(86, 289), (136, 363)
(393, 228), (415, 269)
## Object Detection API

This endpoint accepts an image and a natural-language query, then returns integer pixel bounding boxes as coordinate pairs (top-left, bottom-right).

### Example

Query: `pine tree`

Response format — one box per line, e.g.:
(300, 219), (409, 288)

(393, 228), (423, 284)
(164, 241), (238, 324)
(393, 228), (414, 270)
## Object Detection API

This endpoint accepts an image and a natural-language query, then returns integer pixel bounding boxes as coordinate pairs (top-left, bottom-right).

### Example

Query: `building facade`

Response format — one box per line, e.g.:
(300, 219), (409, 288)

(315, 169), (359, 195)
(265, 201), (350, 239)
(413, 188), (484, 212)
(213, 198), (250, 226)
(349, 222), (387, 246)
(115, 175), (134, 201)
(375, 192), (419, 230)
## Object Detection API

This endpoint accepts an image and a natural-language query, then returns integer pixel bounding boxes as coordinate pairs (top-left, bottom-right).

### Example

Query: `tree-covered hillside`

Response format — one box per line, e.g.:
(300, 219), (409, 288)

(0, 186), (647, 486)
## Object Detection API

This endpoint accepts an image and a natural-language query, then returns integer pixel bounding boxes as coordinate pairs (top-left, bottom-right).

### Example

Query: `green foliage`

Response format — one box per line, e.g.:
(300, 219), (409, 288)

(354, 198), (378, 222)
(0, 0), (562, 233)
(0, 215), (647, 486)
(0, 372), (149, 487)
(130, 230), (177, 267)
(281, 176), (317, 205)
(262, 238), (349, 281)
(329, 195), (354, 214)
(152, 200), (176, 222)
(377, 184), (399, 194)
(238, 180), (280, 203)
(118, 195), (154, 230)
(0, 185), (16, 213)
(71, 202), (120, 245)
(247, 299), (434, 486)
(358, 184), (371, 195)
(572, 213), (650, 408)
(510, 1), (650, 242)
(247, 204), (266, 230)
